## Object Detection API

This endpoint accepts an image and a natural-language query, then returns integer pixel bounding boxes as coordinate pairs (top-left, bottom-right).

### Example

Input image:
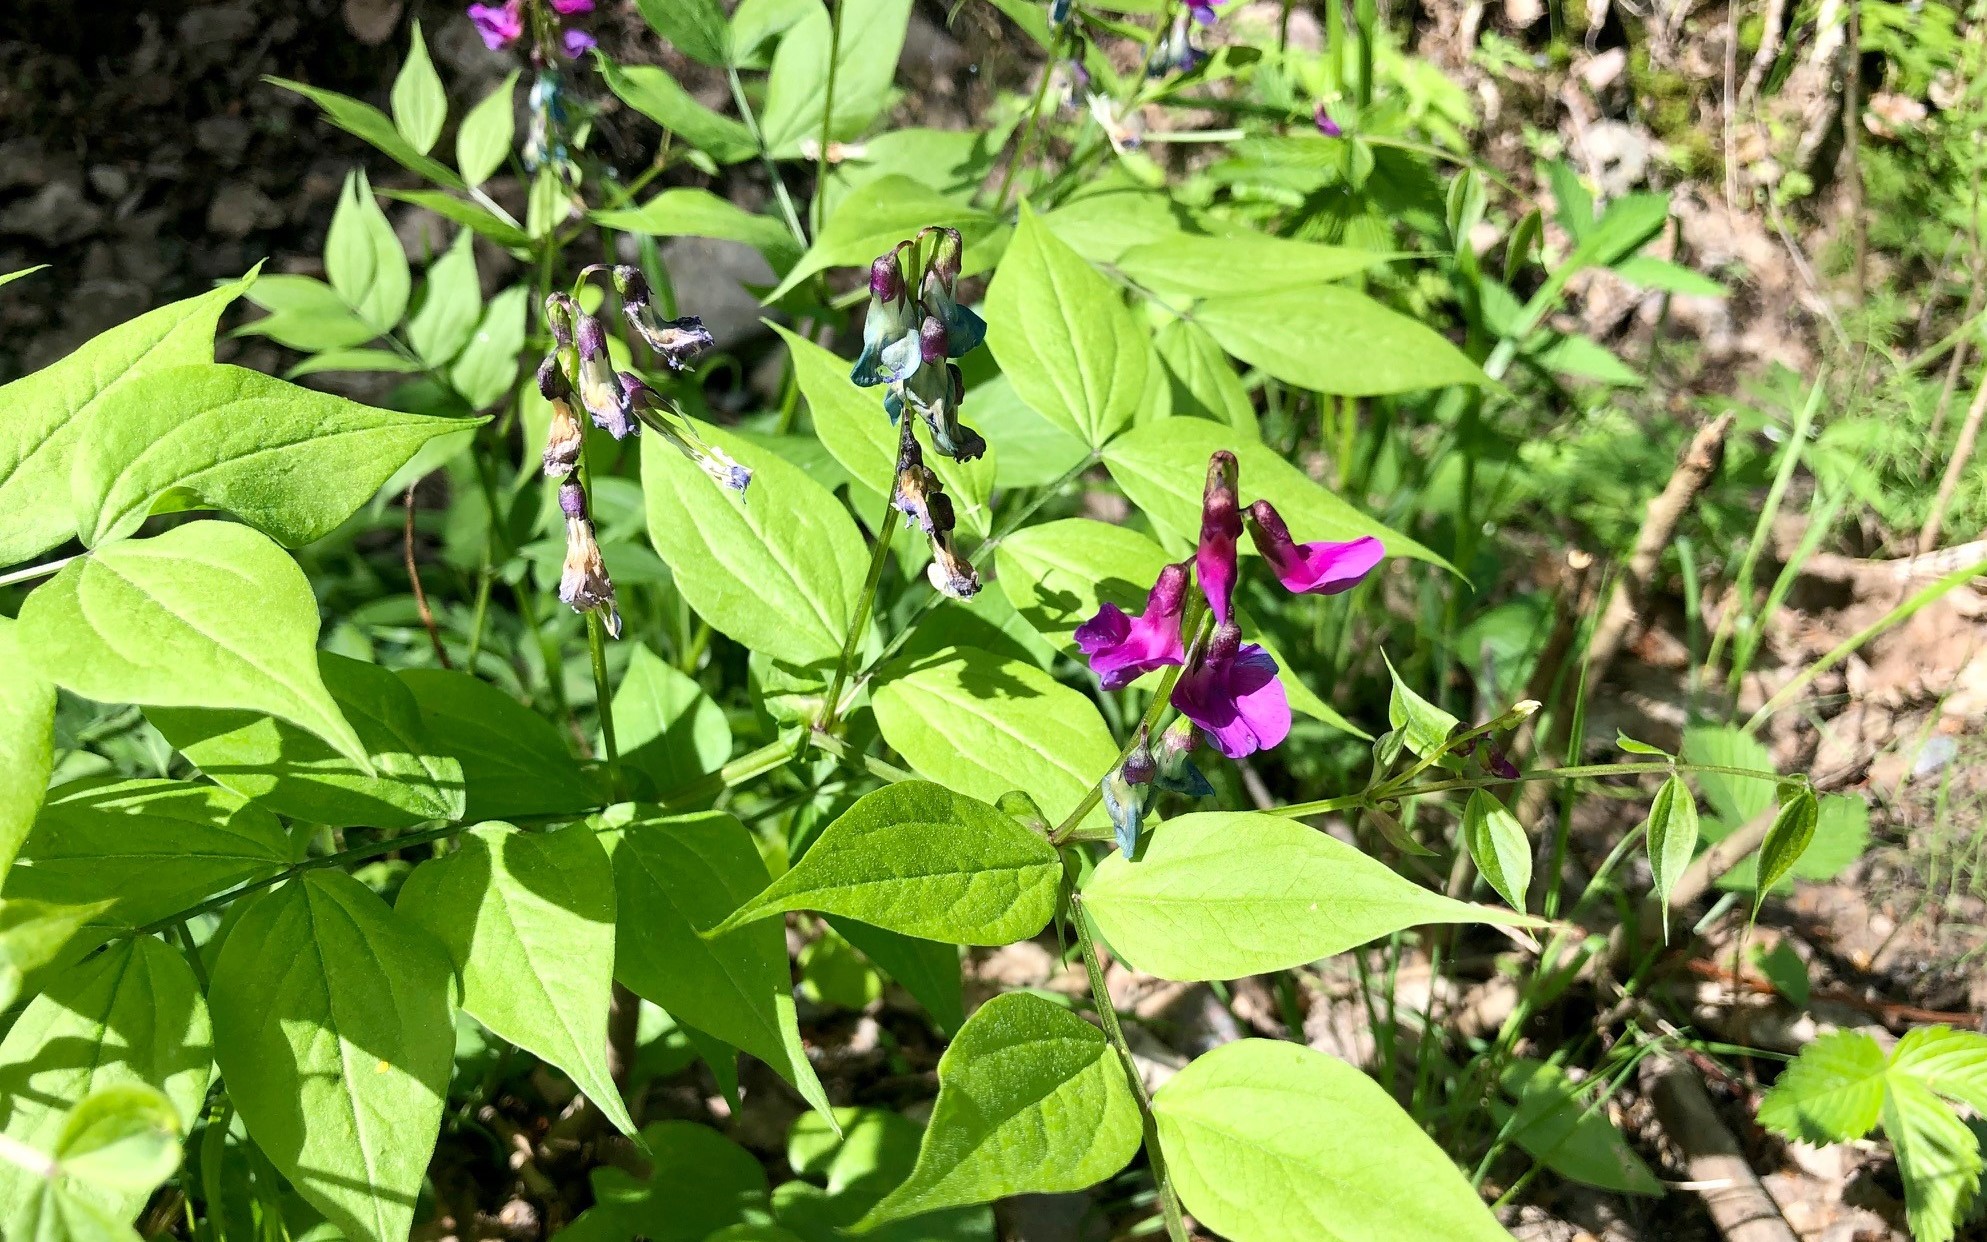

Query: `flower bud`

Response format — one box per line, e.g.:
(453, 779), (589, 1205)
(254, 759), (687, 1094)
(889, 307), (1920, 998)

(538, 356), (583, 477)
(1154, 717), (1215, 797)
(1122, 728), (1157, 786)
(1196, 451), (1241, 625)
(1101, 766), (1143, 859)
(560, 513), (621, 638)
(851, 244), (921, 388)
(545, 292), (579, 351)
(624, 379), (753, 495)
(574, 316), (637, 439)
(557, 478), (587, 519)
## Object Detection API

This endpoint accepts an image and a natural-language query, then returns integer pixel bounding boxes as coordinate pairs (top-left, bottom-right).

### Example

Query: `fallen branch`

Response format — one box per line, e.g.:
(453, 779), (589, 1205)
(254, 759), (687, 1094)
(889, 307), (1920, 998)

(1783, 537), (1987, 587)
(1645, 1057), (1799, 1242)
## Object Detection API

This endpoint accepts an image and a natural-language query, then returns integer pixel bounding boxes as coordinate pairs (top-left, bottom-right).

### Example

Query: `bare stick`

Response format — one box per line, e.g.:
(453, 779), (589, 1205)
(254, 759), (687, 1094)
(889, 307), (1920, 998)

(1647, 1059), (1799, 1242)
(404, 486), (453, 670)
(1918, 366), (1987, 554)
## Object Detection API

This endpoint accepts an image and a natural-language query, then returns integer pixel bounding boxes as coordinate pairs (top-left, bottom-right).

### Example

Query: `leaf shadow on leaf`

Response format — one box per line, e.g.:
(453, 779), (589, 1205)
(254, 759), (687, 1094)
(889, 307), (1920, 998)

(1009, 574), (1152, 636)
(884, 649), (1046, 702)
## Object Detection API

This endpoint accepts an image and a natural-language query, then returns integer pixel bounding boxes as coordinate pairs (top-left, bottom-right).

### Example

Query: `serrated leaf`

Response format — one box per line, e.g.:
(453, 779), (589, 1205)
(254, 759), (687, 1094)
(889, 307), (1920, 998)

(642, 420), (868, 667)
(604, 807), (835, 1126)
(398, 669), (593, 821)
(0, 618), (55, 874)
(70, 363), (480, 548)
(0, 276), (249, 565)
(209, 873), (454, 1242)
(398, 822), (637, 1138)
(1462, 790), (1530, 913)
(609, 644), (731, 794)
(0, 938), (212, 1221)
(1152, 1040), (1508, 1242)
(1644, 774), (1698, 930)
(711, 782), (1058, 945)
(6, 778), (291, 930)
(857, 992), (1141, 1227)
(872, 647), (1118, 828)
(18, 522), (367, 765)
(1885, 1076), (1982, 1242)
(52, 1084), (181, 1194)
(1081, 812), (1535, 981)
(984, 203), (1148, 450)
(1753, 787), (1819, 917)
(327, 171), (411, 334)
(390, 22), (446, 156)
(457, 71), (518, 187)
(1758, 1029), (1888, 1144)
(1891, 1027), (1987, 1118)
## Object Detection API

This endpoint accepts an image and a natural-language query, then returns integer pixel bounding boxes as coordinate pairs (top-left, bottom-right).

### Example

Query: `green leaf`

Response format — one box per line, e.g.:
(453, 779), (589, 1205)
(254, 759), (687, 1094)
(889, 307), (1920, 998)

(6, 778), (290, 930)
(456, 71), (519, 188)
(390, 22), (447, 156)
(561, 1120), (770, 1242)
(961, 374), (1090, 489)
(1462, 790), (1530, 913)
(1384, 652), (1461, 760)
(1153, 317), (1258, 433)
(1758, 1029), (1888, 1144)
(857, 992), (1141, 1228)
(209, 872), (454, 1242)
(0, 899), (113, 1013)
(1102, 416), (1447, 568)
(18, 522), (367, 765)
(642, 419), (868, 668)
(284, 348), (423, 378)
(450, 284), (529, 410)
(398, 669), (593, 821)
(1612, 256), (1727, 297)
(711, 782), (1058, 945)
(267, 78), (464, 188)
(1885, 1075), (1982, 1242)
(1152, 1039), (1508, 1242)
(1681, 724), (1776, 828)
(149, 653), (465, 829)
(731, 0), (818, 66)
(872, 647), (1118, 828)
(1643, 775), (1698, 927)
(407, 231), (483, 368)
(238, 274), (379, 352)
(0, 275), (249, 565)
(0, 618), (56, 874)
(1534, 334), (1641, 387)
(1717, 792), (1870, 892)
(0, 937), (212, 1221)
(1081, 812), (1534, 981)
(5, 1179), (144, 1242)
(758, 0), (914, 157)
(595, 59), (757, 165)
(378, 188), (531, 250)
(984, 203), (1148, 450)
(1753, 940), (1810, 1007)
(610, 644), (732, 794)
(636, 0), (730, 64)
(1193, 285), (1488, 396)
(52, 1084), (181, 1194)
(398, 822), (637, 1139)
(1495, 1060), (1661, 1195)
(823, 916), (963, 1035)
(1615, 730), (1667, 756)
(765, 176), (998, 303)
(1753, 787), (1819, 917)
(1117, 233), (1386, 301)
(70, 363), (481, 548)
(604, 807), (835, 1125)
(1040, 188), (1183, 264)
(777, 324), (995, 537)
(592, 189), (802, 269)
(327, 171), (411, 334)
(0, 265), (48, 291)
(995, 519), (1172, 653)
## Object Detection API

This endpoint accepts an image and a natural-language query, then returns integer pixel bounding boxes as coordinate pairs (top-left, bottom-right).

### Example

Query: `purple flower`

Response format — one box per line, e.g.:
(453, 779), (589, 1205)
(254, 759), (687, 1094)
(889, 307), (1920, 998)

(563, 28), (597, 57)
(1186, 0), (1227, 23)
(1197, 451), (1241, 626)
(574, 317), (637, 440)
(1074, 563), (1190, 690)
(549, 0), (594, 12)
(1170, 623), (1290, 759)
(852, 247), (920, 388)
(1245, 500), (1385, 596)
(1314, 104), (1342, 137)
(468, 1), (524, 49)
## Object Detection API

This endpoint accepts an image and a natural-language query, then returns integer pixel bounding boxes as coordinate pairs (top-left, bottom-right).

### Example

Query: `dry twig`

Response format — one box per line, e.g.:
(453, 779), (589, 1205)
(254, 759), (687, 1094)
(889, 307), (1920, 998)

(405, 485), (453, 670)
(1646, 1058), (1800, 1242)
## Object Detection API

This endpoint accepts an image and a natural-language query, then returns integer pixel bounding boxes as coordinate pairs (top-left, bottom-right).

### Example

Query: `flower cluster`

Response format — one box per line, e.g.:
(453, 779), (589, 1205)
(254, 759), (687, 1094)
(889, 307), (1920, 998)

(540, 269), (740, 635)
(1077, 451), (1384, 851)
(852, 228), (990, 599)
(470, 0), (597, 58)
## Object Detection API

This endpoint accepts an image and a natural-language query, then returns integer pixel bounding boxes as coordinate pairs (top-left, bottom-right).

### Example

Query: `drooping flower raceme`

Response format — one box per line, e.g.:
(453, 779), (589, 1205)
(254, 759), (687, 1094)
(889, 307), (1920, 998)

(558, 479), (620, 638)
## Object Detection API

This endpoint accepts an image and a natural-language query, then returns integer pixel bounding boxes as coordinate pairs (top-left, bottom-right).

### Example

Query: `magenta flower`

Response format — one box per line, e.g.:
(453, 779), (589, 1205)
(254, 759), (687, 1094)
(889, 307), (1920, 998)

(1186, 0), (1227, 23)
(563, 28), (597, 56)
(1170, 623), (1290, 759)
(468, 0), (524, 49)
(1074, 564), (1190, 690)
(1245, 500), (1384, 596)
(1197, 451), (1241, 626)
(1314, 104), (1342, 137)
(549, 0), (594, 12)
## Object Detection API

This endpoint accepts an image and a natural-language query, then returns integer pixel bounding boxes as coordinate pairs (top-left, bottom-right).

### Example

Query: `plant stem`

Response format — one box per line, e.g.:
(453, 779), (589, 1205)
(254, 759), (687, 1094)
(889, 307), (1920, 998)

(823, 471), (904, 730)
(1274, 760), (1813, 819)
(726, 65), (808, 245)
(1050, 660), (1190, 845)
(811, 0), (845, 234)
(993, 29), (1065, 211)
(586, 611), (622, 796)
(1069, 887), (1191, 1242)
(0, 553), (79, 589)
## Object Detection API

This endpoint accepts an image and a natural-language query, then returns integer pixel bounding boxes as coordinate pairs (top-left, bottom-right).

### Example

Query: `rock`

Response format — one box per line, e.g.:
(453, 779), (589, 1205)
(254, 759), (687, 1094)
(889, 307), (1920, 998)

(206, 182), (282, 239)
(195, 116), (253, 167)
(0, 181), (105, 246)
(343, 0), (407, 45)
(86, 165), (131, 201)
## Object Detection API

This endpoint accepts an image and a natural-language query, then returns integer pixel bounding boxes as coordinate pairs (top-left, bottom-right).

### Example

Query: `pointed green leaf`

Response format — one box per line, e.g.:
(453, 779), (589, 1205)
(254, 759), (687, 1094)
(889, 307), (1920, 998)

(1757, 1029), (1888, 1144)
(857, 992), (1141, 1228)
(390, 22), (447, 156)
(609, 644), (732, 794)
(593, 189), (802, 268)
(872, 647), (1117, 828)
(595, 59), (757, 165)
(51, 1084), (181, 1195)
(406, 231), (483, 369)
(327, 171), (411, 334)
(985, 203), (1148, 450)
(642, 420), (868, 667)
(712, 782), (1058, 945)
(1462, 790), (1530, 913)
(1384, 652), (1461, 760)
(399, 822), (637, 1138)
(1152, 1040), (1508, 1242)
(0, 938), (212, 1221)
(758, 0), (913, 157)
(636, 0), (730, 63)
(766, 177), (998, 303)
(1081, 812), (1536, 981)
(71, 363), (481, 548)
(268, 78), (464, 188)
(561, 1120), (770, 1242)
(18, 522), (366, 765)
(1644, 774), (1698, 927)
(0, 899), (114, 1013)
(0, 618), (55, 874)
(6, 779), (290, 930)
(449, 284), (529, 410)
(1615, 730), (1668, 756)
(0, 276), (249, 565)
(209, 873), (454, 1242)
(456, 71), (519, 188)
(398, 669), (593, 821)
(1153, 317), (1258, 433)
(1118, 233), (1385, 301)
(823, 916), (964, 1035)
(1753, 787), (1819, 917)
(1193, 284), (1487, 397)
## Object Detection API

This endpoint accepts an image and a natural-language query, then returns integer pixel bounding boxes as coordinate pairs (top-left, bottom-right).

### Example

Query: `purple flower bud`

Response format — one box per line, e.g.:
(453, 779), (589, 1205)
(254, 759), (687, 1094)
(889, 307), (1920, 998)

(1245, 499), (1385, 597)
(536, 355), (570, 401)
(1153, 717), (1214, 796)
(573, 318), (636, 439)
(549, 0), (594, 12)
(558, 479), (587, 519)
(919, 315), (950, 366)
(1123, 731), (1157, 785)
(1314, 104), (1343, 138)
(563, 28), (597, 57)
(612, 265), (652, 307)
(1197, 451), (1241, 626)
(853, 247), (920, 388)
(1102, 766), (1143, 859)
(869, 253), (904, 301)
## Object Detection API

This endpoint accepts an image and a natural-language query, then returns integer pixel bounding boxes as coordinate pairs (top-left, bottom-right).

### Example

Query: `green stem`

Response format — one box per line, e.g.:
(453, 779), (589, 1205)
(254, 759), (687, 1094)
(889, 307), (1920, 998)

(808, 729), (918, 785)
(587, 611), (622, 795)
(993, 29), (1065, 211)
(0, 554), (78, 589)
(1050, 658), (1191, 845)
(823, 472), (904, 730)
(812, 0), (845, 234)
(1070, 886), (1191, 1242)
(1274, 760), (1812, 819)
(726, 65), (808, 245)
